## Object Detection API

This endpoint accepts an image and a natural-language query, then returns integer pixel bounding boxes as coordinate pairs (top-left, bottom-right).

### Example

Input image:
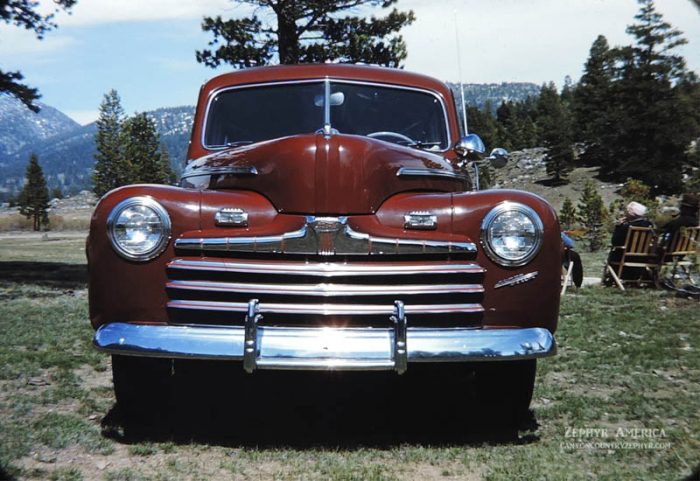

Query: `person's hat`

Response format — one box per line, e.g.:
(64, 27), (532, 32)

(626, 201), (647, 217)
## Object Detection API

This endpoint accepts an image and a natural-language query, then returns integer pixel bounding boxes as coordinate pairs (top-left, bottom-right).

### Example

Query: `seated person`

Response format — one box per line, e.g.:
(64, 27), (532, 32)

(604, 201), (654, 284)
(658, 193), (699, 250)
(561, 232), (583, 288)
(610, 201), (653, 250)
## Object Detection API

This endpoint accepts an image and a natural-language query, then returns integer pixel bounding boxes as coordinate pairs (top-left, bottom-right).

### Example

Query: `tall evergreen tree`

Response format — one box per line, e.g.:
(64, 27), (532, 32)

(605, 1), (698, 192)
(17, 153), (50, 231)
(93, 90), (128, 197)
(466, 103), (497, 150)
(159, 144), (177, 185)
(197, 0), (415, 69)
(560, 75), (575, 110)
(537, 82), (575, 183)
(494, 101), (515, 150)
(122, 113), (170, 184)
(573, 35), (617, 169)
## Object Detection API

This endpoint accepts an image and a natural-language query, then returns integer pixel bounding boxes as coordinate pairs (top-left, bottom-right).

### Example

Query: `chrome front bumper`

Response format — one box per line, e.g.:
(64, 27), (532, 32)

(94, 304), (555, 374)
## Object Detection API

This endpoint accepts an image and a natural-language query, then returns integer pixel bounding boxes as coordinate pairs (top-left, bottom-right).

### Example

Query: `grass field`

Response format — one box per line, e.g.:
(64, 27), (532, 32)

(0, 234), (698, 481)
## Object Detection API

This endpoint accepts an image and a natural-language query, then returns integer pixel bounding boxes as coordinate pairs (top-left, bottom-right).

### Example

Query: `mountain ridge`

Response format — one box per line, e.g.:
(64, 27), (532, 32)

(0, 81), (539, 200)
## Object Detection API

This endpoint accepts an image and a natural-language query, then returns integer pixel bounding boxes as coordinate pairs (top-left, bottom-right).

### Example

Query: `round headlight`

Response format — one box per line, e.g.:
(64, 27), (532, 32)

(481, 202), (544, 266)
(107, 197), (171, 261)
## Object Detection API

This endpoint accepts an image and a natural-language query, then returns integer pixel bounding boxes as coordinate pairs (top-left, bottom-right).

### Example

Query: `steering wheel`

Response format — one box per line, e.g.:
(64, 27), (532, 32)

(367, 131), (415, 145)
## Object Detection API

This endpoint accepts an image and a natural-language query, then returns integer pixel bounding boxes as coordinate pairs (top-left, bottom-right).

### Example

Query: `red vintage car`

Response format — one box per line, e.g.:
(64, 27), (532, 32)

(88, 64), (560, 420)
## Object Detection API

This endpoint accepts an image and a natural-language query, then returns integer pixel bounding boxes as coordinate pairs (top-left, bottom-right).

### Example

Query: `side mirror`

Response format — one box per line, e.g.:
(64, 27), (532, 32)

(488, 148), (508, 169)
(454, 134), (485, 160)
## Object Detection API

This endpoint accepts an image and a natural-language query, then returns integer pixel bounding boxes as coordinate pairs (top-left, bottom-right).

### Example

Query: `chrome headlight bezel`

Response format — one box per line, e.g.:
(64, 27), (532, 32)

(106, 196), (171, 261)
(480, 202), (544, 267)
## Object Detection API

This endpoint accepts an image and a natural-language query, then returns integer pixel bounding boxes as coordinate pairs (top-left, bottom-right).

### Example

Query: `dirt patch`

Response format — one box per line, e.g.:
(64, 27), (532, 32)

(494, 150), (621, 211)
(74, 363), (112, 393)
(408, 462), (483, 481)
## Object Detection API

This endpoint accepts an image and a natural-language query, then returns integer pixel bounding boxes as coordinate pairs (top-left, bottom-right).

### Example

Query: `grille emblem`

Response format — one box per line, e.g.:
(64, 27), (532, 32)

(308, 216), (347, 256)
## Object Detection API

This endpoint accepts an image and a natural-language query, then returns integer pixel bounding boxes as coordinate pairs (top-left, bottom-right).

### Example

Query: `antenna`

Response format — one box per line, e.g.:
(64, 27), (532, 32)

(454, 9), (468, 135)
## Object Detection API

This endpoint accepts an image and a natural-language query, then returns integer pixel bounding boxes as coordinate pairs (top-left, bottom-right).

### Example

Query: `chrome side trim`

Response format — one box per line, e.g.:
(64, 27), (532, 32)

(175, 216), (476, 256)
(167, 258), (485, 277)
(94, 323), (556, 369)
(167, 299), (484, 315)
(396, 167), (467, 180)
(494, 272), (539, 289)
(180, 166), (258, 179)
(176, 224), (308, 252)
(167, 280), (484, 296)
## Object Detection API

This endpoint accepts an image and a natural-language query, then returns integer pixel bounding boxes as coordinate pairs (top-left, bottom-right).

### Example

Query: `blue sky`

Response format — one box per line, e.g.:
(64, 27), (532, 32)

(1, 0), (698, 125)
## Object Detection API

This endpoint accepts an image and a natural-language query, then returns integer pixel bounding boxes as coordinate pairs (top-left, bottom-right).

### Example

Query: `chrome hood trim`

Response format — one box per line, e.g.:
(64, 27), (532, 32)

(175, 216), (476, 256)
(181, 165), (258, 180)
(396, 167), (467, 180)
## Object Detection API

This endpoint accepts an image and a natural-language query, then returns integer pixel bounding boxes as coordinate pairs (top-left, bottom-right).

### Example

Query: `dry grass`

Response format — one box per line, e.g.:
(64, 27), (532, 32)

(0, 233), (698, 481)
(0, 214), (90, 233)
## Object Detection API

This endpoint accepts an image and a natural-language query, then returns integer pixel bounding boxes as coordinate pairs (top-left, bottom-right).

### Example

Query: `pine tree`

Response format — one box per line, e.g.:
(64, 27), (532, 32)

(17, 153), (50, 231)
(466, 104), (497, 150)
(196, 1), (415, 69)
(122, 113), (169, 184)
(494, 101), (515, 150)
(560, 75), (575, 111)
(577, 180), (608, 252)
(93, 90), (128, 197)
(537, 82), (574, 183)
(573, 35), (616, 170)
(559, 197), (577, 231)
(604, 1), (698, 192)
(159, 144), (177, 185)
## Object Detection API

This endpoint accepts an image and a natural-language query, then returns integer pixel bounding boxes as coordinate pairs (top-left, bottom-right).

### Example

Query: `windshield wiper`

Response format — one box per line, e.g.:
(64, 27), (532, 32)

(407, 140), (442, 150)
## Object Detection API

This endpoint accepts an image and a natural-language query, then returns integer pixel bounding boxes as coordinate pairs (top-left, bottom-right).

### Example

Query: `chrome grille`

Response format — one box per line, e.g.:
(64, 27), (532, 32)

(166, 257), (485, 328)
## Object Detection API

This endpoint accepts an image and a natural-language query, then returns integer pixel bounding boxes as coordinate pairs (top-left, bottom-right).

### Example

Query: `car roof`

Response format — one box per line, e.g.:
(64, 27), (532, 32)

(201, 64), (451, 97)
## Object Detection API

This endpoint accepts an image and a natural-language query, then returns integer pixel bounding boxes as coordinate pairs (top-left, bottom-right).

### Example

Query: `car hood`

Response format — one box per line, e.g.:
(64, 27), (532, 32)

(183, 133), (466, 215)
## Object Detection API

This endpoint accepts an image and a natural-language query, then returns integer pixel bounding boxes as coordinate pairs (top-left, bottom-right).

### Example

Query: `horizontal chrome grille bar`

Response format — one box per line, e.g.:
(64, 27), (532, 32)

(174, 216), (476, 256)
(167, 299), (484, 315)
(168, 258), (485, 277)
(166, 280), (484, 297)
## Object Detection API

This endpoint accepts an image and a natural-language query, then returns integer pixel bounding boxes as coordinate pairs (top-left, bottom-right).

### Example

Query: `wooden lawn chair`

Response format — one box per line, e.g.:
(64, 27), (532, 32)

(604, 226), (658, 291)
(656, 226), (700, 287)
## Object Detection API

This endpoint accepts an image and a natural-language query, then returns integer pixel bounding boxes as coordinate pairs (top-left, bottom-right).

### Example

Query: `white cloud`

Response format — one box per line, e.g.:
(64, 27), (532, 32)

(45, 0), (241, 26)
(0, 27), (77, 58)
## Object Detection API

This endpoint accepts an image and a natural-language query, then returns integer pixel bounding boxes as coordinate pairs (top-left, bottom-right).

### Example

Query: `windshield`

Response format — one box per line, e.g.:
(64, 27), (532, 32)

(203, 81), (449, 150)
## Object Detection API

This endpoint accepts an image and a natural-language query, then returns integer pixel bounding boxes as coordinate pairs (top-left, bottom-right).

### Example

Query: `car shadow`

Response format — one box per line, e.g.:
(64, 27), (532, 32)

(101, 362), (541, 448)
(0, 261), (87, 290)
